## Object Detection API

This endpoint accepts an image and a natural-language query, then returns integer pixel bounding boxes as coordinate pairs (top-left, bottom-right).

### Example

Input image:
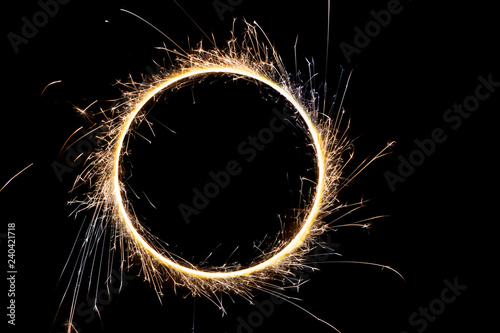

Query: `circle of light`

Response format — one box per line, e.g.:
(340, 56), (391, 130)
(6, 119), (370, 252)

(112, 65), (326, 280)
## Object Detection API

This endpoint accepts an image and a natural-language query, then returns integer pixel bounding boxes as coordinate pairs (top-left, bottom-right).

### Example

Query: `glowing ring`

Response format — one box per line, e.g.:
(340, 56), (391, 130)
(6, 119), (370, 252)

(111, 65), (326, 280)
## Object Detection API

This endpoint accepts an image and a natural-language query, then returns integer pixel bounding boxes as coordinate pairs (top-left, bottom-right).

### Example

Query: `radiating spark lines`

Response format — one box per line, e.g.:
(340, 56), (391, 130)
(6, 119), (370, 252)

(59, 16), (396, 333)
(71, 20), (352, 299)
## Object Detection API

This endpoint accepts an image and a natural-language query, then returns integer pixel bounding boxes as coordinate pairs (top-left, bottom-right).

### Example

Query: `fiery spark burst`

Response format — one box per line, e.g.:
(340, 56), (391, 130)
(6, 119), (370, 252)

(63, 18), (390, 331)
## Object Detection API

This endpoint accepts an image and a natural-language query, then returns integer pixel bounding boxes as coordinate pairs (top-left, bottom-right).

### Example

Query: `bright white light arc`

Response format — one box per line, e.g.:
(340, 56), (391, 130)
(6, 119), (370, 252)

(112, 65), (327, 279)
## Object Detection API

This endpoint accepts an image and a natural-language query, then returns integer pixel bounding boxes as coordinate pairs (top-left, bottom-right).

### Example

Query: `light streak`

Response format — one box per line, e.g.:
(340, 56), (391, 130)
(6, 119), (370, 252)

(40, 80), (62, 97)
(113, 66), (327, 280)
(0, 163), (34, 193)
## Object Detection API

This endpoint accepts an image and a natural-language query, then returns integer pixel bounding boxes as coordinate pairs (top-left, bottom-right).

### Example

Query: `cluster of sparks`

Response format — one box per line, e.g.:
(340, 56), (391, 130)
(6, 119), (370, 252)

(61, 17), (396, 332)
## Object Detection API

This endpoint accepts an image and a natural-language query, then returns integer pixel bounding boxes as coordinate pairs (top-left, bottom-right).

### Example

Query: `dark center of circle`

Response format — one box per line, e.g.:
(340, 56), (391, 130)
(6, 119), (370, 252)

(124, 77), (316, 269)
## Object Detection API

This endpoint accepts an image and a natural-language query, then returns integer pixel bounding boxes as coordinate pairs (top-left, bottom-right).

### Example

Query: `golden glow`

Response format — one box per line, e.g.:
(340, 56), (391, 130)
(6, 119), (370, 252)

(51, 14), (405, 333)
(111, 65), (327, 279)
(73, 21), (354, 302)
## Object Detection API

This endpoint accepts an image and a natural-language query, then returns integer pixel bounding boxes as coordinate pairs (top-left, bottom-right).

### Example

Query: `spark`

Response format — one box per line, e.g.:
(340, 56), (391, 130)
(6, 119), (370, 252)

(70, 100), (98, 117)
(40, 79), (62, 97)
(60, 11), (397, 333)
(74, 20), (346, 292)
(0, 163), (34, 193)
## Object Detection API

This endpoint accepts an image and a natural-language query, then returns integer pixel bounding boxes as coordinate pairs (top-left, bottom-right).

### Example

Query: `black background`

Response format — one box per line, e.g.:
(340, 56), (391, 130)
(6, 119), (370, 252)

(2, 1), (498, 332)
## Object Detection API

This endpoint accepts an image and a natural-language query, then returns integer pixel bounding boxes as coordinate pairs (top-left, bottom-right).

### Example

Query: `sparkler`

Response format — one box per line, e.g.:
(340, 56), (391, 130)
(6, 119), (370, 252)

(62, 13), (395, 332)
